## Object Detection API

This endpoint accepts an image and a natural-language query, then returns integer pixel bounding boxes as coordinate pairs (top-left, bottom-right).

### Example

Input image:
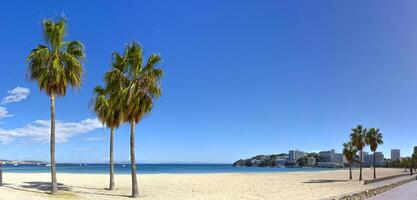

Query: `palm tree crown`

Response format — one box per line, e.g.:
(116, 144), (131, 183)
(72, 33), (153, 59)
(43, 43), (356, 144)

(350, 125), (366, 150)
(104, 41), (163, 197)
(105, 41), (163, 122)
(93, 86), (123, 129)
(366, 128), (383, 152)
(27, 16), (85, 194)
(343, 142), (358, 163)
(27, 17), (85, 96)
(92, 85), (123, 191)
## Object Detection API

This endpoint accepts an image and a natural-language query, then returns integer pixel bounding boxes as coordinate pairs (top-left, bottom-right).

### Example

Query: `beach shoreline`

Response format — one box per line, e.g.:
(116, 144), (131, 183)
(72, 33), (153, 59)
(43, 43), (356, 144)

(0, 168), (409, 200)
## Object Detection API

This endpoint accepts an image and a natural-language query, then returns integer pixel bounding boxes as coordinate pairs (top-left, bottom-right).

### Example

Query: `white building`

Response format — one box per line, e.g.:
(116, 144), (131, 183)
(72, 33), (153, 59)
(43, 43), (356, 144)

(364, 152), (384, 167)
(361, 152), (369, 162)
(319, 149), (335, 162)
(334, 153), (343, 164)
(288, 150), (305, 163)
(391, 149), (400, 161)
(318, 149), (344, 168)
(319, 149), (343, 164)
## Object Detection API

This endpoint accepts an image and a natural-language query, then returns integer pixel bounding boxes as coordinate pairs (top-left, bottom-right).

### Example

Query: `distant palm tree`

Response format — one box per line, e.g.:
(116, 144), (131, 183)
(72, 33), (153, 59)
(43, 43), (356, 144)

(365, 128), (383, 179)
(343, 142), (358, 180)
(105, 42), (163, 197)
(412, 152), (417, 171)
(93, 86), (123, 190)
(350, 125), (367, 181)
(402, 158), (409, 172)
(402, 157), (413, 175)
(27, 17), (85, 194)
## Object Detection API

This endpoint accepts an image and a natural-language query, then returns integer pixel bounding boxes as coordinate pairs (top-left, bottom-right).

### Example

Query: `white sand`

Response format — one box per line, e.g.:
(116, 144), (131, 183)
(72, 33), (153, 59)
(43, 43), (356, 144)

(0, 168), (408, 200)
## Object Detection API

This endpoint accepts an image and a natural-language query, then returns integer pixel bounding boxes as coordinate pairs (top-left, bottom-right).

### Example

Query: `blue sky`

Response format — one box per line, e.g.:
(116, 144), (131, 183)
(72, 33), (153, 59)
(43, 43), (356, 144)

(1, 0), (417, 163)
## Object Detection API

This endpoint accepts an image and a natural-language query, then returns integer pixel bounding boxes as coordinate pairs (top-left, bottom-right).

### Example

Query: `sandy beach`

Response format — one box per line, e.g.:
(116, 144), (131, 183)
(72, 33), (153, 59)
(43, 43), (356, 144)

(0, 168), (409, 200)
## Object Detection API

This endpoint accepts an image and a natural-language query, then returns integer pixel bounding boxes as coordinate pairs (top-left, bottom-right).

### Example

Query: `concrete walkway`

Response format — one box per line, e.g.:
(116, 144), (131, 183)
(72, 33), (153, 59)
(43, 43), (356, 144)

(367, 177), (417, 200)
(370, 174), (415, 187)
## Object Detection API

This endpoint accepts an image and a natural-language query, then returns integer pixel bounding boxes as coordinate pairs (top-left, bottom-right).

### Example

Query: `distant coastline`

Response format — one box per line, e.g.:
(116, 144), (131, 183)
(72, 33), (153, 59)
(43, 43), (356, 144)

(1, 163), (340, 174)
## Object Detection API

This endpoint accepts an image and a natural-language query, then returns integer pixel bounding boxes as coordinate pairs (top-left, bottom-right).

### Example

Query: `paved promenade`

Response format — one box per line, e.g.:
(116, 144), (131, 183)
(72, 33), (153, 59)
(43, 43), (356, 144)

(367, 178), (417, 200)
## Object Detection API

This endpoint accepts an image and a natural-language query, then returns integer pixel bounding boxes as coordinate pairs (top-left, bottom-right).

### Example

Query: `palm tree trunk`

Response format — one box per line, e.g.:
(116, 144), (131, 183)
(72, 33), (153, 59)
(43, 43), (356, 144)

(373, 151), (376, 179)
(50, 94), (58, 194)
(0, 160), (3, 186)
(109, 128), (115, 190)
(359, 150), (363, 181)
(130, 122), (139, 197)
(349, 163), (352, 180)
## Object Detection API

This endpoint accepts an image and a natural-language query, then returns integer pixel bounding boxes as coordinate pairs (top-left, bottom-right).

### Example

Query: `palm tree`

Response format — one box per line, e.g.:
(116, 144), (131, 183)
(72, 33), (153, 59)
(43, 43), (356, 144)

(105, 42), (163, 197)
(27, 17), (85, 194)
(92, 86), (123, 190)
(412, 152), (417, 171)
(343, 142), (358, 180)
(402, 157), (413, 175)
(350, 125), (367, 181)
(365, 128), (383, 179)
(402, 158), (409, 172)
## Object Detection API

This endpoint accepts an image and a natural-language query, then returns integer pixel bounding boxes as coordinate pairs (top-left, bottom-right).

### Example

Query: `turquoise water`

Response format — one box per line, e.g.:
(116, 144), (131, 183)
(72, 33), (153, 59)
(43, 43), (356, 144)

(0, 164), (339, 174)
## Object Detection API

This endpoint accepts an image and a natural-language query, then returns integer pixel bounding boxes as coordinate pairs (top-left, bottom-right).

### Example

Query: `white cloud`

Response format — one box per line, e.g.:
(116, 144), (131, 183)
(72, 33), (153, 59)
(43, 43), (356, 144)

(0, 118), (102, 144)
(84, 136), (106, 141)
(1, 87), (31, 104)
(0, 106), (13, 120)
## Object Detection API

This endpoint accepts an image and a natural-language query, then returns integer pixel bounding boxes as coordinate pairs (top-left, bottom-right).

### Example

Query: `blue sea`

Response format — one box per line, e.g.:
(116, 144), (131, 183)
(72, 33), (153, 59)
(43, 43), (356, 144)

(0, 164), (340, 174)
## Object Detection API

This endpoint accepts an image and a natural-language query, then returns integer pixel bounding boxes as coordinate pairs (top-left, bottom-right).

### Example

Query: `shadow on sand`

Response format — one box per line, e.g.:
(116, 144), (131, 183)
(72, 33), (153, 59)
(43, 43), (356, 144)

(303, 179), (349, 184)
(20, 181), (70, 191)
(4, 181), (130, 198)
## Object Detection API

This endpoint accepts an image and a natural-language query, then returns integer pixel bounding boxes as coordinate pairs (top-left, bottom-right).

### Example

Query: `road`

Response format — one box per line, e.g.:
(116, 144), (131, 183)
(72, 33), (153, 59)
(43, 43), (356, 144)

(367, 179), (417, 200)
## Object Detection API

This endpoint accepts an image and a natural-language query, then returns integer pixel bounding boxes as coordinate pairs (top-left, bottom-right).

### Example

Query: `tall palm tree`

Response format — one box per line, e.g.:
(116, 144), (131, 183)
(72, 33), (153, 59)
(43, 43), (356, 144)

(93, 86), (123, 190)
(27, 17), (85, 194)
(365, 128), (383, 179)
(105, 42), (163, 197)
(350, 125), (367, 181)
(343, 142), (358, 180)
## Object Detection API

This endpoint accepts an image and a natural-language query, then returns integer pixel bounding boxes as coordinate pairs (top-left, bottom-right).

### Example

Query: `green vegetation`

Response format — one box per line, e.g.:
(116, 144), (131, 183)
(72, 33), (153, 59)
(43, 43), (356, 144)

(233, 154), (287, 167)
(296, 153), (320, 167)
(92, 85), (123, 190)
(413, 152), (417, 171)
(384, 159), (402, 168)
(350, 125), (367, 181)
(233, 153), (320, 168)
(365, 128), (383, 179)
(399, 157), (416, 175)
(347, 125), (385, 180)
(27, 17), (85, 194)
(343, 142), (358, 180)
(23, 15), (165, 198)
(104, 42), (163, 197)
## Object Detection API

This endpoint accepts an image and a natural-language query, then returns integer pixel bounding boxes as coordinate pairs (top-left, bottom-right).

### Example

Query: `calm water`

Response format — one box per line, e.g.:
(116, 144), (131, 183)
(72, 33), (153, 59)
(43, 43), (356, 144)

(0, 164), (339, 174)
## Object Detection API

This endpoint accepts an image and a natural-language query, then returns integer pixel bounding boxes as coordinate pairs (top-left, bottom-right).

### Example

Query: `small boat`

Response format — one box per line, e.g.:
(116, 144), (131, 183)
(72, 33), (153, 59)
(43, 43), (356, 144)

(123, 164), (126, 167)
(45, 164), (51, 167)
(13, 163), (18, 166)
